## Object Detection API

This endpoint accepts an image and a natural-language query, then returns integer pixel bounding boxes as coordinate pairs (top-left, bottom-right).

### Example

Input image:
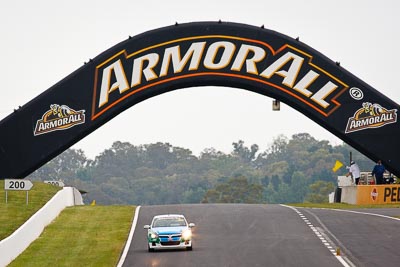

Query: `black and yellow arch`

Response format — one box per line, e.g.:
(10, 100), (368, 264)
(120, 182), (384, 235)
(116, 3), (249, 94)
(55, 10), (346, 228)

(0, 21), (399, 177)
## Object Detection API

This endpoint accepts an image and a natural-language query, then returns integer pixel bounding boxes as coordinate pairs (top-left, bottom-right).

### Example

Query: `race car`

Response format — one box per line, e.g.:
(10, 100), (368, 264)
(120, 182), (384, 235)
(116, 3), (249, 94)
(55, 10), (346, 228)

(144, 214), (195, 252)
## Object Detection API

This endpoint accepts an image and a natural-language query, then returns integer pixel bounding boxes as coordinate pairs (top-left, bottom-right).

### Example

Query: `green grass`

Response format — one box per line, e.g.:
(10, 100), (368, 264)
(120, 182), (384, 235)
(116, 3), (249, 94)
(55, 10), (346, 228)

(0, 181), (61, 240)
(289, 202), (400, 209)
(9, 205), (135, 267)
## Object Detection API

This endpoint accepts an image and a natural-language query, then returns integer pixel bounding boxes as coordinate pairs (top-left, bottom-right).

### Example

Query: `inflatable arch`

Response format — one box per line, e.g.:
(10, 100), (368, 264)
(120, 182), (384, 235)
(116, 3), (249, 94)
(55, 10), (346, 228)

(0, 21), (399, 178)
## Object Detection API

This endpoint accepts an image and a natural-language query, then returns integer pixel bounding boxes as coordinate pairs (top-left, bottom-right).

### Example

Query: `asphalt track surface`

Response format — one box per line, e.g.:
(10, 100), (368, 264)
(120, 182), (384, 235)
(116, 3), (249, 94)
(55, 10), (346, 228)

(121, 204), (348, 267)
(300, 207), (400, 266)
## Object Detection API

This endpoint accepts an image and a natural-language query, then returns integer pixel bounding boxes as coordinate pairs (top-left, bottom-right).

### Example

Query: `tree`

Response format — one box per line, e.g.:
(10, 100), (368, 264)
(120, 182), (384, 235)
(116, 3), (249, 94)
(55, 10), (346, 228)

(289, 171), (308, 203)
(271, 175), (281, 191)
(332, 143), (374, 171)
(28, 148), (88, 183)
(92, 141), (143, 182)
(305, 181), (335, 203)
(202, 176), (263, 203)
(274, 183), (291, 203)
(232, 140), (259, 163)
(27, 132), (376, 205)
(267, 135), (288, 158)
(144, 142), (176, 169)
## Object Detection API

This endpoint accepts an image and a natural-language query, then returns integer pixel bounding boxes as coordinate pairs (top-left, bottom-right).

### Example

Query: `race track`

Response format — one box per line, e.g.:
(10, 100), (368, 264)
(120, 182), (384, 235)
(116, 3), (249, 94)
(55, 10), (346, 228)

(301, 207), (400, 266)
(121, 204), (346, 267)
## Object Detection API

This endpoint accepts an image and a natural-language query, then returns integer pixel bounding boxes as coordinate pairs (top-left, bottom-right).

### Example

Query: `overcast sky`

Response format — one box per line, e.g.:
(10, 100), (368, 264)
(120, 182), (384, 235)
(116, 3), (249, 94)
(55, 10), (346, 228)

(1, 0), (399, 159)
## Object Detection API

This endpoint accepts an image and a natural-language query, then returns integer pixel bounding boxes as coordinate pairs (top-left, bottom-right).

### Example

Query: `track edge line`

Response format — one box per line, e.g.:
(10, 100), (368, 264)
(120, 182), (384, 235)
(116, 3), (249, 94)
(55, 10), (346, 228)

(117, 205), (141, 267)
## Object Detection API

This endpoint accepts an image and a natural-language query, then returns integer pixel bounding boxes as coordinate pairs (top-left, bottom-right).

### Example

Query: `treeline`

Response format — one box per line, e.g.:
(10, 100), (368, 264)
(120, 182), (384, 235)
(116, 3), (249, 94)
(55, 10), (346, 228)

(27, 133), (374, 205)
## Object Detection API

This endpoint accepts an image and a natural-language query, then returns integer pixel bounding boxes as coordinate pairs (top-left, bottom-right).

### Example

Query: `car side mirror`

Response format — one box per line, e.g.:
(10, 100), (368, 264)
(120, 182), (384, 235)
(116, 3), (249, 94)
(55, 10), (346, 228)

(189, 223), (195, 228)
(144, 225), (151, 229)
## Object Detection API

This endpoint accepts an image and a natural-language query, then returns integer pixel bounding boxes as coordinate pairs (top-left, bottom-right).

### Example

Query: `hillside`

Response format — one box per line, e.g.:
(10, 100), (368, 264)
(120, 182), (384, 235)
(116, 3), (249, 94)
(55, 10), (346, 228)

(9, 205), (134, 267)
(0, 181), (60, 240)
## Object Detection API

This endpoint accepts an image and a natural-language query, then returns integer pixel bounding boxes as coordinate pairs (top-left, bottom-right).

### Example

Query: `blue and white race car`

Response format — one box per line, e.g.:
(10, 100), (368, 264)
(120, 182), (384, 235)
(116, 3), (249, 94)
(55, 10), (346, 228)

(144, 214), (195, 252)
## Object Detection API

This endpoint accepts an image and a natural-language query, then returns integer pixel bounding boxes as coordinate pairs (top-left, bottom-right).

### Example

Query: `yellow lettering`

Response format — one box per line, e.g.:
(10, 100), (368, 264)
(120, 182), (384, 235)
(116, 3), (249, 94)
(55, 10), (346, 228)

(311, 81), (338, 108)
(131, 53), (160, 88)
(259, 52), (303, 88)
(98, 60), (129, 108)
(203, 41), (236, 69)
(293, 70), (319, 97)
(231, 44), (266, 74)
(160, 42), (206, 77)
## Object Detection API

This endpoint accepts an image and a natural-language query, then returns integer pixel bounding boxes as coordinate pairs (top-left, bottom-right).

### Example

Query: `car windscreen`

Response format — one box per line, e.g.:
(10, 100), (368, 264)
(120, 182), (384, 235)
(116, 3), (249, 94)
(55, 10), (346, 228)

(153, 217), (187, 227)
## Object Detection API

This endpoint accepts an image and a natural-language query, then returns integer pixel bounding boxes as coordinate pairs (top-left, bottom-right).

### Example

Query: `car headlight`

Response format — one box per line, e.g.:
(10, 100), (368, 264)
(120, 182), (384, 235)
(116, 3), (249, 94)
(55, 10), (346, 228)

(182, 229), (192, 240)
(150, 231), (158, 239)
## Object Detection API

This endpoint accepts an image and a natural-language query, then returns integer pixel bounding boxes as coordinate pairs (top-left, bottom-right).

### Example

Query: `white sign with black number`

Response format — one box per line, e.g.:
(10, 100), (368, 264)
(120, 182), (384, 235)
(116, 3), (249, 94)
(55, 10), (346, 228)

(44, 180), (65, 187)
(4, 179), (33, 191)
(4, 179), (33, 204)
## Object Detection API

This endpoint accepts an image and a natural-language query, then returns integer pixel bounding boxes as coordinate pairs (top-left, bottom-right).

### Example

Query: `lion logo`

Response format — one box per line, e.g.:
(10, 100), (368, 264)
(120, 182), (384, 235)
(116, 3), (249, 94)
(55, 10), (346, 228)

(345, 102), (397, 133)
(34, 104), (85, 136)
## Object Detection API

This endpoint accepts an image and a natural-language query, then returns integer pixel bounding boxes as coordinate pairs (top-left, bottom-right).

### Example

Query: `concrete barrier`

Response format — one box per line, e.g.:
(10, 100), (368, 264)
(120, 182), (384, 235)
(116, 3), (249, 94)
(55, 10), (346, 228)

(340, 186), (358, 204)
(0, 187), (83, 267)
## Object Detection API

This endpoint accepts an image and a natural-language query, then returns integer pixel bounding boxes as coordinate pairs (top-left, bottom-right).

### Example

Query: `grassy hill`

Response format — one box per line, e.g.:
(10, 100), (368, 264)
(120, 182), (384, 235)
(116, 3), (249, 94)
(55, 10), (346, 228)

(0, 181), (61, 240)
(1, 181), (135, 266)
(9, 205), (135, 267)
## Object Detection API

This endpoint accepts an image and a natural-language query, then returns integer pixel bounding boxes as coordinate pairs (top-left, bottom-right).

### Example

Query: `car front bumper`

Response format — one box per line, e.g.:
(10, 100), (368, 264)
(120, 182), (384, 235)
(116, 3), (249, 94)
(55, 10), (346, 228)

(149, 240), (192, 250)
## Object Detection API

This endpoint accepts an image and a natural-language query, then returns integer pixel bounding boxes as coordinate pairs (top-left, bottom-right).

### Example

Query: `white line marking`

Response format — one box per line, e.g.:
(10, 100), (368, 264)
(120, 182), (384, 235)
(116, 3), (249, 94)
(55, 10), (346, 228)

(330, 208), (400, 221)
(280, 204), (351, 267)
(117, 206), (141, 267)
(336, 256), (351, 267)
